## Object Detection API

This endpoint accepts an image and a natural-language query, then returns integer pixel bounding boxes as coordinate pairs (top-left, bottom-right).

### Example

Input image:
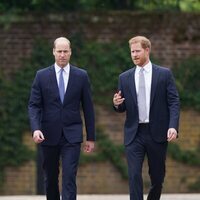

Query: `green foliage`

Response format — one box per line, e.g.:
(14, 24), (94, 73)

(80, 127), (128, 179)
(180, 0), (200, 12)
(71, 41), (131, 106)
(137, 0), (180, 11)
(168, 143), (200, 166)
(97, 129), (128, 179)
(188, 176), (200, 192)
(137, 0), (200, 12)
(0, 38), (53, 184)
(173, 57), (200, 111)
(0, 0), (81, 12)
(80, 0), (137, 10)
(0, 0), (199, 13)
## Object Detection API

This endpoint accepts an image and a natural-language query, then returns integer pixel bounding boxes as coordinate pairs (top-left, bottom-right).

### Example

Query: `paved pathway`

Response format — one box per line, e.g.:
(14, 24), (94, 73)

(0, 194), (200, 200)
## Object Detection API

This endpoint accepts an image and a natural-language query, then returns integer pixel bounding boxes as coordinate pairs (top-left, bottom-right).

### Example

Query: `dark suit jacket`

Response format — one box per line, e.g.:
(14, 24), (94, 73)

(28, 64), (95, 145)
(115, 64), (180, 146)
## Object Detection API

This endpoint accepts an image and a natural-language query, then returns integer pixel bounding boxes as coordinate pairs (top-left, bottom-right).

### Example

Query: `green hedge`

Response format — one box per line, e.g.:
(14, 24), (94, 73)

(72, 41), (131, 105)
(0, 0), (199, 13)
(0, 39), (52, 184)
(173, 56), (200, 111)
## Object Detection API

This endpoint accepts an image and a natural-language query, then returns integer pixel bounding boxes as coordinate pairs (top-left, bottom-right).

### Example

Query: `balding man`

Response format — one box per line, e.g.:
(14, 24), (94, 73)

(28, 37), (95, 200)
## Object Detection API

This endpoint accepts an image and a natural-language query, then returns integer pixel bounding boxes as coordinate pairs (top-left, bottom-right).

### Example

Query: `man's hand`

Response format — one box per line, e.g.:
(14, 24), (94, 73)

(84, 141), (95, 153)
(113, 90), (125, 106)
(167, 128), (177, 142)
(33, 130), (45, 143)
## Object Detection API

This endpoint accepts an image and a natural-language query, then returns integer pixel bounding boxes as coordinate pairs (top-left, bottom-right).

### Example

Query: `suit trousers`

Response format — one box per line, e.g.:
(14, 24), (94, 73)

(125, 124), (168, 200)
(41, 135), (81, 200)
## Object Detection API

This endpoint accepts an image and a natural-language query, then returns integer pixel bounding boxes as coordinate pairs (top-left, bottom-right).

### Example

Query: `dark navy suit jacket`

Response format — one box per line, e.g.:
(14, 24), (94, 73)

(28, 64), (95, 145)
(115, 64), (180, 146)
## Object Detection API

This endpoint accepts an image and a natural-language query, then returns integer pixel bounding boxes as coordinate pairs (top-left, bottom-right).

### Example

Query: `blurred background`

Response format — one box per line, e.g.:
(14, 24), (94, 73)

(0, 0), (199, 196)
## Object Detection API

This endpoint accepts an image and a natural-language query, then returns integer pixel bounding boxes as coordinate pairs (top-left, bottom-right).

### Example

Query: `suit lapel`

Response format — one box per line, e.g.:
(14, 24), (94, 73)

(49, 65), (62, 104)
(150, 64), (159, 107)
(128, 67), (137, 105)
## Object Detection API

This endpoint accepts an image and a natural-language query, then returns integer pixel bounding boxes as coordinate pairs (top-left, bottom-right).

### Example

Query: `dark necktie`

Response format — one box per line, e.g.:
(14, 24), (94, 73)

(138, 68), (147, 122)
(59, 68), (65, 103)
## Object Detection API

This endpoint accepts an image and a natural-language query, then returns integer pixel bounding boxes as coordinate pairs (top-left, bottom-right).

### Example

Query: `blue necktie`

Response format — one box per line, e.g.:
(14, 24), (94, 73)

(138, 68), (147, 122)
(59, 68), (65, 103)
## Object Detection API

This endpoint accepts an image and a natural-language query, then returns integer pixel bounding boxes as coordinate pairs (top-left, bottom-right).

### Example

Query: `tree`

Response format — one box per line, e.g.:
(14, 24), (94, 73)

(0, 0), (199, 13)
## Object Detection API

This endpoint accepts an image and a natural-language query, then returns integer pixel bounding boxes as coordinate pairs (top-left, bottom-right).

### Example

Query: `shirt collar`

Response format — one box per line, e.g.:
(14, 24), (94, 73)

(136, 61), (152, 73)
(55, 63), (70, 74)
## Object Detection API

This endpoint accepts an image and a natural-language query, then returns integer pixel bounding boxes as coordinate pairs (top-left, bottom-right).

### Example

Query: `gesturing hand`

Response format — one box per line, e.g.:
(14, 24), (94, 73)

(113, 90), (125, 106)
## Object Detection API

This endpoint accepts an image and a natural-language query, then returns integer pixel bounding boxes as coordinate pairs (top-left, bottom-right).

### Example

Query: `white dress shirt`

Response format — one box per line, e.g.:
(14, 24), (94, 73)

(135, 61), (152, 123)
(55, 63), (70, 92)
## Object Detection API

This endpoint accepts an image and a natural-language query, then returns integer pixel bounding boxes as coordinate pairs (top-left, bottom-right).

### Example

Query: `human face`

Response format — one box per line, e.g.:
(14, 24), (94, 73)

(130, 42), (150, 67)
(53, 39), (71, 68)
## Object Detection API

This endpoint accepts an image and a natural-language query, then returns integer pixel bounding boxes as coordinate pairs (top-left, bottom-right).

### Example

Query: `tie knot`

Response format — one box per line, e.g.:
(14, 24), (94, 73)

(60, 68), (64, 74)
(140, 68), (145, 73)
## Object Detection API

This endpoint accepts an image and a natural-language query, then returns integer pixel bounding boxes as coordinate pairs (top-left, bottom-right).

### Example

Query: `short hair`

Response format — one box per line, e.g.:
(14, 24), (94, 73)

(53, 37), (71, 48)
(129, 36), (151, 51)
